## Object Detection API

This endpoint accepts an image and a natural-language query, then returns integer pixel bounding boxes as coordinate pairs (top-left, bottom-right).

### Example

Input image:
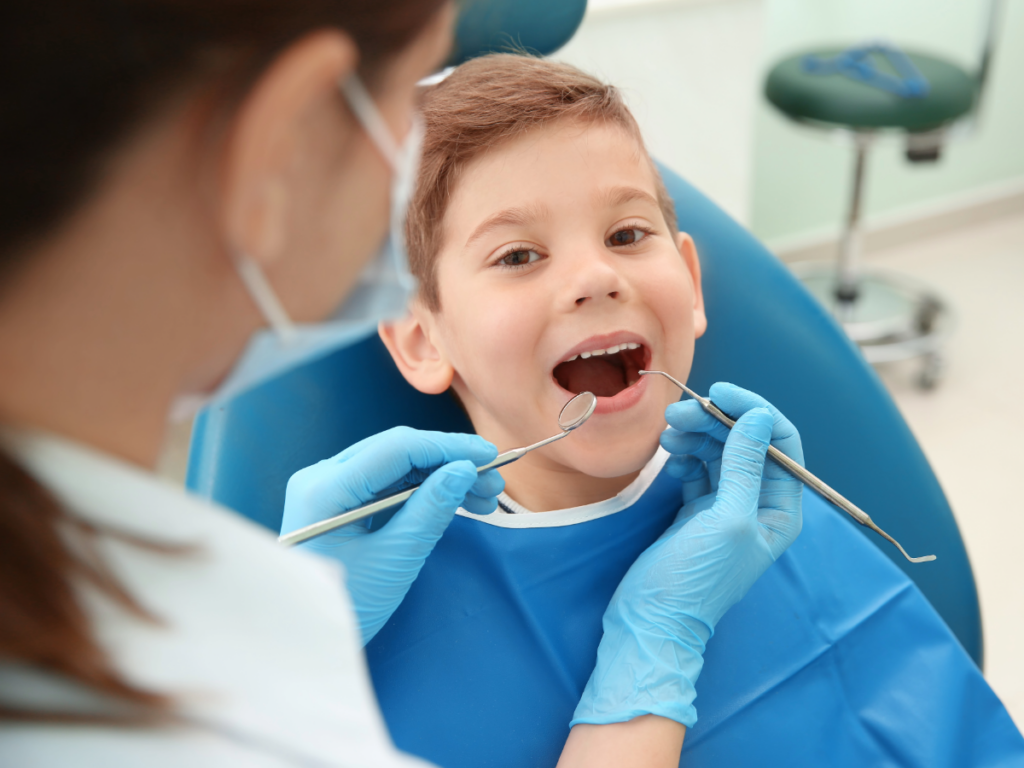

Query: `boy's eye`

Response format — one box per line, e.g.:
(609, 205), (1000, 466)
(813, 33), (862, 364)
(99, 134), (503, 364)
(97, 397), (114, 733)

(498, 248), (542, 267)
(607, 228), (648, 247)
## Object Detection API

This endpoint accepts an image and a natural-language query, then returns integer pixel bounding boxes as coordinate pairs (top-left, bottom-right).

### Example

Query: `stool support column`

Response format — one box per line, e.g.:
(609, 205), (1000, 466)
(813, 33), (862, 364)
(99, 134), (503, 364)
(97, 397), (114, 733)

(836, 133), (873, 306)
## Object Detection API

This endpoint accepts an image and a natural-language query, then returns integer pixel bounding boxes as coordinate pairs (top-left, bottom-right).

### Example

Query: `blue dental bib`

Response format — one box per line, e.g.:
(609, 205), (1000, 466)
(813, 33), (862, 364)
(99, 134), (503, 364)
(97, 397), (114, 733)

(366, 457), (1024, 768)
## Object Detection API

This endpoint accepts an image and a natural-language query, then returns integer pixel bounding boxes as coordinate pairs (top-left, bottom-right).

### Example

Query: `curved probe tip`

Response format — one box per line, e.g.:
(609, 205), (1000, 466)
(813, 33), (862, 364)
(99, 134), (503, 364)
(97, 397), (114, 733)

(888, 535), (937, 563)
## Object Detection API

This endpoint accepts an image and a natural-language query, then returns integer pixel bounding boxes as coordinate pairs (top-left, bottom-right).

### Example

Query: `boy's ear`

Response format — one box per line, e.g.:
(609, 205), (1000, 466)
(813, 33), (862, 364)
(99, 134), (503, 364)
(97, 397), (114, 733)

(378, 303), (455, 395)
(676, 232), (708, 339)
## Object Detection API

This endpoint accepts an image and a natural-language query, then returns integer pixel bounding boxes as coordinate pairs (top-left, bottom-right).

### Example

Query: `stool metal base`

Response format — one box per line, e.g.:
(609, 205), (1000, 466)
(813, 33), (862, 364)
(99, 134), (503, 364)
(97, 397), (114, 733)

(791, 262), (955, 388)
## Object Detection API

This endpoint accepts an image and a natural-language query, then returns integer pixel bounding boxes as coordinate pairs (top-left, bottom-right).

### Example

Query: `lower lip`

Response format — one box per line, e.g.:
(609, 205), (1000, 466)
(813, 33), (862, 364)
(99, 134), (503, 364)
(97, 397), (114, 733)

(556, 373), (649, 415)
(594, 373), (649, 414)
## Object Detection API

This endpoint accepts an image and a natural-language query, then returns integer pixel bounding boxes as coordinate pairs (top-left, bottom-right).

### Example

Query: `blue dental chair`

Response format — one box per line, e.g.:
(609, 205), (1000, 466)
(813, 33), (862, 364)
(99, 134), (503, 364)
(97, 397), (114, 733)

(187, 0), (992, 758)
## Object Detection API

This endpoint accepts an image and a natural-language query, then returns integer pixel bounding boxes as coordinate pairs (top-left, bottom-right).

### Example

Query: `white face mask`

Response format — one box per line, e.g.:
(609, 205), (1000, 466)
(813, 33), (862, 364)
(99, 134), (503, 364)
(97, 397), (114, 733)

(170, 75), (422, 421)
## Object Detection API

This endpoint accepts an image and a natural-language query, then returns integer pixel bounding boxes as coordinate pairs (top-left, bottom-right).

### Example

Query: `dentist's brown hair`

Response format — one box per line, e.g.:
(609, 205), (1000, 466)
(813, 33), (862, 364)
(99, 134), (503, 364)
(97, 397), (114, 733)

(407, 53), (679, 311)
(0, 0), (447, 723)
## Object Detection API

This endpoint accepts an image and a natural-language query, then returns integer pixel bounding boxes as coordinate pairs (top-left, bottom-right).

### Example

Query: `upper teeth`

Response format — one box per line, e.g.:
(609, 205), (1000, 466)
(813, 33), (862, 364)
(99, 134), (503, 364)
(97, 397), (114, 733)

(567, 342), (640, 362)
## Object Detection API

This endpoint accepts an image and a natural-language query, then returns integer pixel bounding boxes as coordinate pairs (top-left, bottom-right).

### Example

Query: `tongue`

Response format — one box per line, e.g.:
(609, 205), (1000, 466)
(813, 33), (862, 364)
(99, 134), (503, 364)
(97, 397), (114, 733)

(554, 357), (627, 398)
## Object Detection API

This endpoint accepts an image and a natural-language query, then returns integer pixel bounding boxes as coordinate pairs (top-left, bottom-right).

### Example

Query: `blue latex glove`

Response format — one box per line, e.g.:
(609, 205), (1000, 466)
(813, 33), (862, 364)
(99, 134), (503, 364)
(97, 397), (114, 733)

(281, 427), (504, 645)
(572, 383), (803, 728)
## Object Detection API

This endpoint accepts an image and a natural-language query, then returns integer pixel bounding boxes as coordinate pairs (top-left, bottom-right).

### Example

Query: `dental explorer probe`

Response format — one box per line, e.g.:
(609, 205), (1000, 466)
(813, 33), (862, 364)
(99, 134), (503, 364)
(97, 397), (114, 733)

(639, 370), (936, 564)
(279, 391), (598, 547)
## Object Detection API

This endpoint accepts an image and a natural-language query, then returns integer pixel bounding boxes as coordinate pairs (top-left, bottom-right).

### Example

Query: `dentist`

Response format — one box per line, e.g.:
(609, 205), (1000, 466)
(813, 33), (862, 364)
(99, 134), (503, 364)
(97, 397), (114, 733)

(0, 1), (802, 765)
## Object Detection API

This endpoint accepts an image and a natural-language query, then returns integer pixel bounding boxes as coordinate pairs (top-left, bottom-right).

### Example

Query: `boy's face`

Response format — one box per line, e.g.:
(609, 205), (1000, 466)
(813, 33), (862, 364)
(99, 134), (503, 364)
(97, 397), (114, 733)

(388, 119), (705, 481)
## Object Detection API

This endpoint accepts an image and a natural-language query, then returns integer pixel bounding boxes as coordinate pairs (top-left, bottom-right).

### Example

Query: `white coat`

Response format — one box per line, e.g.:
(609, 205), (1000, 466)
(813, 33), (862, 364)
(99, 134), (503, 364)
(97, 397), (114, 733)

(0, 430), (433, 767)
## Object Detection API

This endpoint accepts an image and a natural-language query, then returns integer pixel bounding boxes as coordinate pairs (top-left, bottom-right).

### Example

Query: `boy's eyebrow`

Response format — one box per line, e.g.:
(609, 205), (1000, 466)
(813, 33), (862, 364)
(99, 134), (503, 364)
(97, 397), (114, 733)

(604, 185), (660, 209)
(463, 187), (656, 249)
(465, 204), (548, 247)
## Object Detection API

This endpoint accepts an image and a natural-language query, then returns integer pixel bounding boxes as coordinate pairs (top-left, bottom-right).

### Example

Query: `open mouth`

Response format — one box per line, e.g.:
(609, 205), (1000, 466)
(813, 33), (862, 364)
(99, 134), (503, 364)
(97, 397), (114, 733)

(553, 342), (648, 398)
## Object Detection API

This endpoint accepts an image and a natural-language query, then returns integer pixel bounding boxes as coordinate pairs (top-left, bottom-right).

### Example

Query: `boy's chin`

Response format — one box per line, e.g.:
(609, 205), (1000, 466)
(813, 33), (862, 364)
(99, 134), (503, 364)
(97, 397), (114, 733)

(555, 434), (662, 480)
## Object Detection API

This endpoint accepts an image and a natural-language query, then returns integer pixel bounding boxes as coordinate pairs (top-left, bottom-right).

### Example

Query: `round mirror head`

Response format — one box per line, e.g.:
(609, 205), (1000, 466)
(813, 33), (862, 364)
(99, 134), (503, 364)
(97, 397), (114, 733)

(558, 391), (597, 432)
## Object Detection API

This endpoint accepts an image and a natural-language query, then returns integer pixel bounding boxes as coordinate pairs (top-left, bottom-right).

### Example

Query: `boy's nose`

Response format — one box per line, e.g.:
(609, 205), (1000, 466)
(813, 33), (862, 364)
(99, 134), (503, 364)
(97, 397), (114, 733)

(575, 289), (618, 306)
(568, 254), (628, 308)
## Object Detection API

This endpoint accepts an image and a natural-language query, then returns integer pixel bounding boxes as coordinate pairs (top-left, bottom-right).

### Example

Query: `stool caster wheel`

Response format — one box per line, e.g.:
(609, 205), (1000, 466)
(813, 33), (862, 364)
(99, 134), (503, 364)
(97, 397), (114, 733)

(919, 352), (944, 390)
(917, 295), (943, 335)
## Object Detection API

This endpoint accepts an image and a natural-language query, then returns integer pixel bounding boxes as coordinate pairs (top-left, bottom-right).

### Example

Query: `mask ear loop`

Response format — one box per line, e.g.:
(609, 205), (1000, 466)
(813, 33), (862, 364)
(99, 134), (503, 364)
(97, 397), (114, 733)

(228, 78), (412, 350)
(233, 255), (297, 343)
(340, 75), (422, 293)
(340, 76), (401, 169)
(389, 114), (423, 294)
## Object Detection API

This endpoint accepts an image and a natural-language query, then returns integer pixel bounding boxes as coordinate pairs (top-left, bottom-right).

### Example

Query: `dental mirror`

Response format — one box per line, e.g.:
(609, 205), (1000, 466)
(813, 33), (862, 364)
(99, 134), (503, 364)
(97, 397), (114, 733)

(470, 390), (597, 474)
(558, 390), (599, 432)
(280, 391), (598, 547)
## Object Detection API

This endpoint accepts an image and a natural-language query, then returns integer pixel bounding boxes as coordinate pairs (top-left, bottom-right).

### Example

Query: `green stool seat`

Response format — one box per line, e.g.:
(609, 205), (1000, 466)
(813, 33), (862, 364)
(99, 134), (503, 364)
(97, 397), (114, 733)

(766, 48), (977, 132)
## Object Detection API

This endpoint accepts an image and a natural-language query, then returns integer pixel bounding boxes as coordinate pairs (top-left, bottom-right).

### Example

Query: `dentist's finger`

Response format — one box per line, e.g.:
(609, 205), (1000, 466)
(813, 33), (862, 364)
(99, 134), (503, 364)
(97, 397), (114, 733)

(705, 408), (773, 523)
(461, 491), (499, 515)
(340, 428), (497, 476)
(379, 460), (479, 546)
(460, 468), (505, 515)
(661, 431), (724, 493)
(328, 430), (498, 508)
(660, 429), (723, 462)
(708, 383), (804, 468)
(332, 428), (498, 469)
(665, 454), (711, 502)
(471, 468), (505, 499)
(665, 400), (731, 444)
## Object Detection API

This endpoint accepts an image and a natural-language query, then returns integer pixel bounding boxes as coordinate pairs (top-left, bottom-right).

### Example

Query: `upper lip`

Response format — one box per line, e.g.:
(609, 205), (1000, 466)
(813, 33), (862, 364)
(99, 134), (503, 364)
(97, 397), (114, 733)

(554, 331), (650, 368)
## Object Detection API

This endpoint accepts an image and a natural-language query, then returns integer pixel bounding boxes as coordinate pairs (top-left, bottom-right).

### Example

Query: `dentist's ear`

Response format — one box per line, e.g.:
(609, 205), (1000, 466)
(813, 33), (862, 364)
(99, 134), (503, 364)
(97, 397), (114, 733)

(676, 232), (707, 339)
(221, 31), (358, 265)
(379, 302), (455, 395)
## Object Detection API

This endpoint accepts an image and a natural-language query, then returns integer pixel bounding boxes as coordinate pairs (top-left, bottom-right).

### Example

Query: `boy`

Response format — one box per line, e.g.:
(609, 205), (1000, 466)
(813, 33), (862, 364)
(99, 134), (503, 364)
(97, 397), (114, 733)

(381, 55), (704, 513)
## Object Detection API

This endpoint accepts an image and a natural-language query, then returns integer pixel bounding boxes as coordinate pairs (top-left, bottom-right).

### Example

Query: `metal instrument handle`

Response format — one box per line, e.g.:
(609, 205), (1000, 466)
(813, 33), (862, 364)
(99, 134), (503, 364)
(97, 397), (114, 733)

(279, 432), (571, 547)
(639, 370), (936, 563)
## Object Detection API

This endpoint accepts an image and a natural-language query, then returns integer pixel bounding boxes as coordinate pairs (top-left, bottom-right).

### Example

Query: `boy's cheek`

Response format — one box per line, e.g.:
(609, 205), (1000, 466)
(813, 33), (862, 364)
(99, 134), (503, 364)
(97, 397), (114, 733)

(442, 289), (519, 360)
(645, 279), (699, 343)
(444, 304), (548, 412)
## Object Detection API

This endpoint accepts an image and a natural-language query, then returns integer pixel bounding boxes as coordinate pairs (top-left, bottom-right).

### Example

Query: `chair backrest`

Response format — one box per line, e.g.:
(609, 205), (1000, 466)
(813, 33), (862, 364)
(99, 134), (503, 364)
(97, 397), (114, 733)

(187, 164), (983, 668)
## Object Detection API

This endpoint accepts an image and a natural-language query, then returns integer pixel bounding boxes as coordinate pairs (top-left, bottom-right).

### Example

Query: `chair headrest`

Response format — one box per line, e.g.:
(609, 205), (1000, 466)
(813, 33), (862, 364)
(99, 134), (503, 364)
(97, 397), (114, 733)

(449, 0), (587, 65)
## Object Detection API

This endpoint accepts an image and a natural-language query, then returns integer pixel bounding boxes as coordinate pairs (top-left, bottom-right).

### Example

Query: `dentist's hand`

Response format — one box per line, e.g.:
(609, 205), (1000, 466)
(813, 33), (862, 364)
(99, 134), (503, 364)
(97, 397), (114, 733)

(281, 427), (504, 645)
(572, 384), (803, 728)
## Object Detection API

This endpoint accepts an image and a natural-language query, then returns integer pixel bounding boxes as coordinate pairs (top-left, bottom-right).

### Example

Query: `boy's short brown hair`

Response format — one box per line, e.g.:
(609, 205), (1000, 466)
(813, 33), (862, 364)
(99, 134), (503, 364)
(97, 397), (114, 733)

(407, 54), (679, 311)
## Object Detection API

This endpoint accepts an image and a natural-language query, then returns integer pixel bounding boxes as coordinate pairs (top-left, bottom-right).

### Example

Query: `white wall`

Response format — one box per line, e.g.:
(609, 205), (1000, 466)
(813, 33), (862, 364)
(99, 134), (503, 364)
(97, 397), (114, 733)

(554, 0), (765, 225)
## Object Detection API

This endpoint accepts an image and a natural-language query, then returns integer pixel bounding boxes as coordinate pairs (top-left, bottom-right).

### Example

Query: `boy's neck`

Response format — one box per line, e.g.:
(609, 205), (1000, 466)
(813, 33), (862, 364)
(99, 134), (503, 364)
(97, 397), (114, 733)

(497, 456), (641, 513)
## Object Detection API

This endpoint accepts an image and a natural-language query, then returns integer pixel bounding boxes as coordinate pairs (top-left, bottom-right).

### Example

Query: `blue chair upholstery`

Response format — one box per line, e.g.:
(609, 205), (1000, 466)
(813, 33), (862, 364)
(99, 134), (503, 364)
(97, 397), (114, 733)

(187, 162), (983, 667)
(448, 0), (587, 66)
